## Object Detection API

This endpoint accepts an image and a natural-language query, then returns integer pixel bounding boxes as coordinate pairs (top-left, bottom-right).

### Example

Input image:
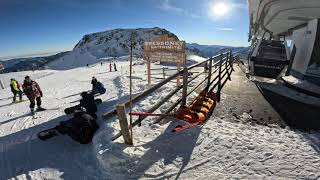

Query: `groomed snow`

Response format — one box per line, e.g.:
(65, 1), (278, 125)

(0, 57), (319, 179)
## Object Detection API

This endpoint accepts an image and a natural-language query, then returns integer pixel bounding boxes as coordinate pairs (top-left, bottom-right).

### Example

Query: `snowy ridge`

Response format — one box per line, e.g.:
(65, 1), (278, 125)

(48, 28), (179, 70)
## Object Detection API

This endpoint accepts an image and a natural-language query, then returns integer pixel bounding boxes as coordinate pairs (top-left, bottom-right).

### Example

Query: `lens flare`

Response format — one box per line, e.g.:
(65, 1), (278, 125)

(210, 2), (229, 17)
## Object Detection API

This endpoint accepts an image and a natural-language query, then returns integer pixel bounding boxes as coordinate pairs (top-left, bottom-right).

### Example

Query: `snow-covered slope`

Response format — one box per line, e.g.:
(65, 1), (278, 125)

(48, 28), (178, 70)
(1, 59), (320, 179)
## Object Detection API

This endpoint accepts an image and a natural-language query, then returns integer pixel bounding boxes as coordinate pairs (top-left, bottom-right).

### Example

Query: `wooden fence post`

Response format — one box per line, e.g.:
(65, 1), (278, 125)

(147, 57), (151, 85)
(226, 52), (229, 70)
(162, 67), (166, 79)
(116, 104), (133, 145)
(176, 62), (181, 86)
(227, 52), (231, 80)
(230, 53), (234, 71)
(204, 61), (208, 72)
(217, 54), (223, 102)
(181, 66), (188, 106)
(207, 58), (213, 90)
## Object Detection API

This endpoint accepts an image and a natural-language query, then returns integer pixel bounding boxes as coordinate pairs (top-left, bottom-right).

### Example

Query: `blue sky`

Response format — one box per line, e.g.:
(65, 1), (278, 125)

(0, 0), (249, 59)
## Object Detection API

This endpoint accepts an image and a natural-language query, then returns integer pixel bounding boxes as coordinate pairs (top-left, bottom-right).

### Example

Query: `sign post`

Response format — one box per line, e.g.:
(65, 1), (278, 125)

(144, 35), (186, 85)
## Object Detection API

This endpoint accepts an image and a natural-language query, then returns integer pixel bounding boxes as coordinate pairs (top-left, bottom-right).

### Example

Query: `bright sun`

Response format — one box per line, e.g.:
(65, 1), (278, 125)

(210, 2), (229, 16)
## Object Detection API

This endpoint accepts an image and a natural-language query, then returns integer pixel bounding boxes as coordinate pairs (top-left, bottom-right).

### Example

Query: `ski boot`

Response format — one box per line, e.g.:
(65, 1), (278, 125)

(38, 128), (59, 140)
(31, 108), (35, 116)
(37, 106), (46, 112)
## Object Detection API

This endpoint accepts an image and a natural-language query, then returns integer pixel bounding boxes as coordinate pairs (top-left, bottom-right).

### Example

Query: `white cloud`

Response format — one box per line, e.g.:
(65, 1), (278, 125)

(143, 19), (158, 23)
(160, 0), (184, 13)
(159, 0), (202, 18)
(215, 28), (234, 31)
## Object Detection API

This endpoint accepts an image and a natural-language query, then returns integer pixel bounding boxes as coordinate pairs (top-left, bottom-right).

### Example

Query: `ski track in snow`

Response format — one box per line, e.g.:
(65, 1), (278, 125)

(0, 56), (319, 179)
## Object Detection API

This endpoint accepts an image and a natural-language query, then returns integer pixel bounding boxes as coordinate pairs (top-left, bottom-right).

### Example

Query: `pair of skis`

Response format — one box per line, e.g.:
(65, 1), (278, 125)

(129, 112), (203, 133)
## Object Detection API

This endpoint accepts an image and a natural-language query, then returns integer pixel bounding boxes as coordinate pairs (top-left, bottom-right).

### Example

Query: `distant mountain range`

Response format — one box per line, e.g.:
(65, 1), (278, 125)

(186, 43), (249, 58)
(0, 52), (69, 73)
(0, 27), (249, 73)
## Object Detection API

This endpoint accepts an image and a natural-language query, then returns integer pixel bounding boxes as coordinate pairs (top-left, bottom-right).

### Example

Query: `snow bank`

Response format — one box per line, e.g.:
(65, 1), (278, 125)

(95, 112), (320, 179)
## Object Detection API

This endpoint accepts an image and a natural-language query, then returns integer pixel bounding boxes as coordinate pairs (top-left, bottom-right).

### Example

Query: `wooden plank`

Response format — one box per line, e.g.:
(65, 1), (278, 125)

(116, 105), (133, 145)
(181, 66), (188, 106)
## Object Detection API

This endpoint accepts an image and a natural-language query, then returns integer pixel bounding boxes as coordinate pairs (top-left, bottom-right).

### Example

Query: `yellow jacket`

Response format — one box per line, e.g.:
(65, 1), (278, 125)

(10, 79), (20, 92)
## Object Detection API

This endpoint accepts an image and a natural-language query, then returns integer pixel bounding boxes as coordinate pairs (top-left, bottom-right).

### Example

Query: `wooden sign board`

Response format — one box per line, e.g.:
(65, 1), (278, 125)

(144, 35), (186, 85)
(145, 52), (185, 63)
(144, 35), (186, 64)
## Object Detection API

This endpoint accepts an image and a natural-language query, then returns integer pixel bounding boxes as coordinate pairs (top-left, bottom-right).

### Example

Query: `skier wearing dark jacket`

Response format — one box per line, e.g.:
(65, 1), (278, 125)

(55, 91), (99, 144)
(10, 78), (23, 102)
(22, 76), (44, 114)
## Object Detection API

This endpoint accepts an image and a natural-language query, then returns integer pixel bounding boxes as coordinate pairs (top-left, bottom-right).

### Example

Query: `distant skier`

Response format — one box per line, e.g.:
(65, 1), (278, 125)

(109, 62), (112, 72)
(10, 78), (23, 102)
(101, 62), (103, 66)
(22, 76), (45, 115)
(91, 77), (106, 95)
(86, 64), (89, 68)
(114, 62), (117, 71)
(39, 91), (99, 144)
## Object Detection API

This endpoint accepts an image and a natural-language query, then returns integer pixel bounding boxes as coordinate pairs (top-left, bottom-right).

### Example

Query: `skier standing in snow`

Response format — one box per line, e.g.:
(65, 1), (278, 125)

(91, 77), (106, 95)
(22, 76), (45, 115)
(10, 78), (23, 103)
(114, 61), (117, 71)
(109, 62), (112, 72)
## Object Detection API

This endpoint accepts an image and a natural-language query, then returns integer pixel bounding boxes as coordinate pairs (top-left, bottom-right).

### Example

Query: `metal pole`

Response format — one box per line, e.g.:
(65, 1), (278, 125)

(129, 32), (134, 142)
(181, 66), (188, 106)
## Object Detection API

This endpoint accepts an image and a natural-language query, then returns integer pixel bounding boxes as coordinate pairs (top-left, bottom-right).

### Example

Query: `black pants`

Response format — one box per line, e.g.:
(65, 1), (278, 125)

(29, 97), (41, 109)
(12, 91), (22, 102)
(56, 113), (98, 144)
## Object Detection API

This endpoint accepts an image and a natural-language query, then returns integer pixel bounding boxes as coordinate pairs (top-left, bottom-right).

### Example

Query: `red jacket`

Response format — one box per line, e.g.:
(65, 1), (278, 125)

(22, 80), (43, 99)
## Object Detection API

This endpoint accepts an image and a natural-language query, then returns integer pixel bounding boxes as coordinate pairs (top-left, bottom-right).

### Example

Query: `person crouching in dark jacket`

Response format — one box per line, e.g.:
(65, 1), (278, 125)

(22, 76), (44, 115)
(56, 92), (99, 144)
(91, 77), (106, 95)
